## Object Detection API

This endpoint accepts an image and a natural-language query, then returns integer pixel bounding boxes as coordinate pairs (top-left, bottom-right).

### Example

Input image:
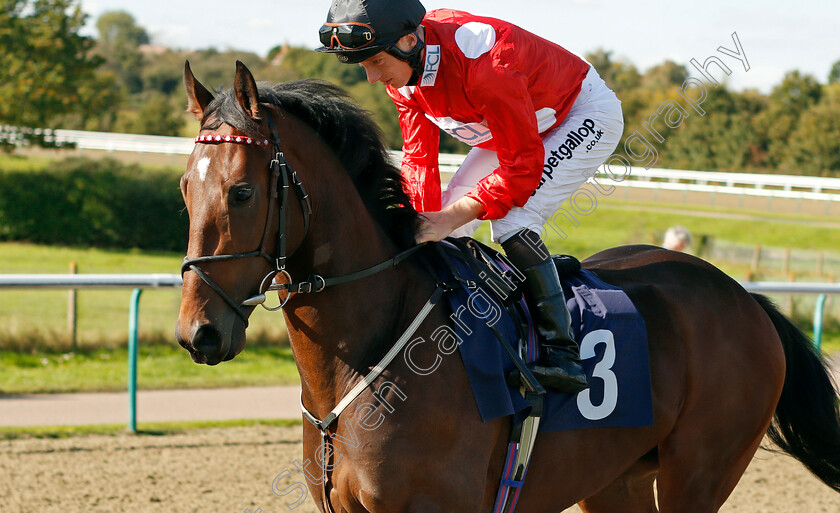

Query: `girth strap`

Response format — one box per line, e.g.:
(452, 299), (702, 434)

(493, 390), (543, 513)
(429, 238), (546, 513)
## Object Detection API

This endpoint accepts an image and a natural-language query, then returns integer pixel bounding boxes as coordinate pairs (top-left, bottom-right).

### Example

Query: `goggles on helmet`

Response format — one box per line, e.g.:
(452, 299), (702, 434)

(318, 22), (377, 51)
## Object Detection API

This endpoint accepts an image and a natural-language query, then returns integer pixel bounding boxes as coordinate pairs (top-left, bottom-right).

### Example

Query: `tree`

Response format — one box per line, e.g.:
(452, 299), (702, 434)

(275, 46), (367, 87)
(584, 49), (641, 92)
(0, 0), (107, 144)
(828, 60), (840, 85)
(51, 70), (123, 132)
(769, 70), (822, 114)
(95, 11), (150, 93)
(97, 10), (149, 47)
(141, 49), (201, 96)
(657, 87), (763, 171)
(753, 71), (822, 168)
(784, 83), (840, 175)
(642, 61), (689, 91)
(183, 48), (268, 92)
(114, 92), (186, 136)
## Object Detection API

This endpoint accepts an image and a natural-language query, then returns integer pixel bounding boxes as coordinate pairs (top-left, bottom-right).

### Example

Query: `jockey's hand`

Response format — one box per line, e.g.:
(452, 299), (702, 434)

(416, 196), (484, 244)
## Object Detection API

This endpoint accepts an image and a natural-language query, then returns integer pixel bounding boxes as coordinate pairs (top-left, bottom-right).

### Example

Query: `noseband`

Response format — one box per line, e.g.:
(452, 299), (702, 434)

(182, 115), (424, 327)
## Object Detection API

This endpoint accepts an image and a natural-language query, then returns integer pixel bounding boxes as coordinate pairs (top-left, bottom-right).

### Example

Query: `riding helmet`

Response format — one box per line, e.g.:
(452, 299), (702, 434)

(317, 0), (426, 64)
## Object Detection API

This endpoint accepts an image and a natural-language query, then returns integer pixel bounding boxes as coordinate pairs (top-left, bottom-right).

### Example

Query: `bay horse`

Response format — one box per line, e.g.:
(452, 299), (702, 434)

(176, 61), (840, 512)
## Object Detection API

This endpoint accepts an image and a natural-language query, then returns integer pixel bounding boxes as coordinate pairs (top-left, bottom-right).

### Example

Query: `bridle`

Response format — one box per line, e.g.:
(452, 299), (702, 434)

(180, 103), (440, 513)
(181, 114), (424, 326)
(181, 115), (312, 326)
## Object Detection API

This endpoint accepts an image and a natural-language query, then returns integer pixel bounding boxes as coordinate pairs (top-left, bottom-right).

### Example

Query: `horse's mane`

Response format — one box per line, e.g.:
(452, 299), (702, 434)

(204, 79), (421, 250)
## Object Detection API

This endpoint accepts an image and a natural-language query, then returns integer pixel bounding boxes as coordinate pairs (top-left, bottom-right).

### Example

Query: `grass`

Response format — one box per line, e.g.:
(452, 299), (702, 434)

(819, 332), (840, 354)
(1, 190), (839, 393)
(544, 199), (840, 263)
(471, 197), (840, 281)
(2, 148), (188, 173)
(472, 195), (840, 354)
(0, 152), (54, 172)
(0, 241), (288, 351)
(2, 319), (835, 394)
(0, 343), (300, 394)
(0, 418), (302, 440)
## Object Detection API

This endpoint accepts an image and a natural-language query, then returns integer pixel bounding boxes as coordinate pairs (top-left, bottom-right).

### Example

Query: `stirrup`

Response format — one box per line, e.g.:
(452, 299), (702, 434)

(506, 367), (587, 393)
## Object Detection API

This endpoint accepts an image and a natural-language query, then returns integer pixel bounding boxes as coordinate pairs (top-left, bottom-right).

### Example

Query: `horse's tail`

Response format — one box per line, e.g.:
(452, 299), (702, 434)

(751, 293), (840, 492)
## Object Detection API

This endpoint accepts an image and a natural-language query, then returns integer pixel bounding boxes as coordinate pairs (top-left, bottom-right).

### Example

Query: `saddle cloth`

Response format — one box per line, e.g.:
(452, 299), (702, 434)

(440, 249), (654, 432)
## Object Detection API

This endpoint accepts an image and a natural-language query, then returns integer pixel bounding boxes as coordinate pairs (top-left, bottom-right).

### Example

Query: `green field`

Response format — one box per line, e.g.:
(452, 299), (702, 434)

(0, 242), (288, 351)
(0, 152), (54, 172)
(5, 201), (837, 352)
(0, 344), (299, 395)
(2, 197), (839, 394)
(479, 198), (840, 278)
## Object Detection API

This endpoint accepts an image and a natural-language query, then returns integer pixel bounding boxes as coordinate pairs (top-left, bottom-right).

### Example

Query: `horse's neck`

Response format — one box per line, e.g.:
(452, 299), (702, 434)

(286, 270), (426, 418)
(282, 166), (431, 419)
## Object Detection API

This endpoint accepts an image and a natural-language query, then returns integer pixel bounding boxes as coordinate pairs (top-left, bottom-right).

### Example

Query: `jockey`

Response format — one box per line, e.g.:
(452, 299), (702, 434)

(317, 0), (624, 393)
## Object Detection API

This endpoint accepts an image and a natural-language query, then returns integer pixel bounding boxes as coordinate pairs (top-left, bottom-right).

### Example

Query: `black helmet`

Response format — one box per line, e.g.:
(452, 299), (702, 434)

(317, 0), (426, 64)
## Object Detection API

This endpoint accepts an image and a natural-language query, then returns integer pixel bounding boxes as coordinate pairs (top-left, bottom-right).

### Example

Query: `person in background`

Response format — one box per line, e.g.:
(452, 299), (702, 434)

(316, 0), (624, 392)
(663, 226), (693, 252)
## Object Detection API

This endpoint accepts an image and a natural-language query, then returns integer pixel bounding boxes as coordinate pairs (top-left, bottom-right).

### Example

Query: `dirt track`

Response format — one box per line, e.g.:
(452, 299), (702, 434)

(1, 425), (838, 513)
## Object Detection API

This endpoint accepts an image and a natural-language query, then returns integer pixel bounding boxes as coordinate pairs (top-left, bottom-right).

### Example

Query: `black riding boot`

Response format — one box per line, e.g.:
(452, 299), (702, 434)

(522, 260), (588, 393)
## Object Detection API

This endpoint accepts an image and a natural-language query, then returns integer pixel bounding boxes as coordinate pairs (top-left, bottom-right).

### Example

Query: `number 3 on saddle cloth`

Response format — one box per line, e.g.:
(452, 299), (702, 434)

(429, 239), (654, 432)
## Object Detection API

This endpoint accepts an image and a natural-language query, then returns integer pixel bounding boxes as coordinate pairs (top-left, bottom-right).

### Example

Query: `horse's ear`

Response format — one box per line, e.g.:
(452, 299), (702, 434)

(234, 60), (261, 121)
(184, 60), (214, 121)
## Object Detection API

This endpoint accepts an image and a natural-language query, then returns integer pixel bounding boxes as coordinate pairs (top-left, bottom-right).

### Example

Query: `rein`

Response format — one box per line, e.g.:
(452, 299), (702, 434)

(182, 114), (425, 326)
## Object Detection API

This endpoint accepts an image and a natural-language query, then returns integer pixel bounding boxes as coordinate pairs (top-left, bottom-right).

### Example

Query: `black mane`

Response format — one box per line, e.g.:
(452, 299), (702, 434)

(204, 79), (420, 250)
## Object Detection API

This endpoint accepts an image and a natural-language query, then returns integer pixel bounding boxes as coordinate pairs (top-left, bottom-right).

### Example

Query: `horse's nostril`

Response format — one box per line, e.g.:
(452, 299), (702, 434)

(176, 327), (189, 349)
(193, 324), (223, 357)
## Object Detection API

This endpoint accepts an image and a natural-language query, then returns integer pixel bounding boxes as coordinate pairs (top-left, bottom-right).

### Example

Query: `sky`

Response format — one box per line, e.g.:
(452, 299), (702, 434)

(78, 0), (840, 93)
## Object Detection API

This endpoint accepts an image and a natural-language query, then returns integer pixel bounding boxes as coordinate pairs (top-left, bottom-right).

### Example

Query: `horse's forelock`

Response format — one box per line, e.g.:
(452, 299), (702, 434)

(203, 93), (260, 135)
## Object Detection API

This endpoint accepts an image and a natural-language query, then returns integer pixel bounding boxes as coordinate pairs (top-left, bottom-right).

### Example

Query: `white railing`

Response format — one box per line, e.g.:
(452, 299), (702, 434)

(49, 129), (194, 155)
(0, 274), (183, 289)
(740, 282), (840, 294)
(2, 274), (838, 295)
(0, 273), (836, 430)
(609, 166), (840, 202)
(0, 274), (184, 432)
(42, 129), (840, 203)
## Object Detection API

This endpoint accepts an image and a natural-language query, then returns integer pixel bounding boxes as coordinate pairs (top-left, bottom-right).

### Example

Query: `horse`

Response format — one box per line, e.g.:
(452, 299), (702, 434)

(176, 60), (840, 513)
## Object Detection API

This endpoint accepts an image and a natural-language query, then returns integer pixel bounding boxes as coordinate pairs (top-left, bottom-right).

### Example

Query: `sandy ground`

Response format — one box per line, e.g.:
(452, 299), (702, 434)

(0, 387), (302, 427)
(1, 426), (838, 513)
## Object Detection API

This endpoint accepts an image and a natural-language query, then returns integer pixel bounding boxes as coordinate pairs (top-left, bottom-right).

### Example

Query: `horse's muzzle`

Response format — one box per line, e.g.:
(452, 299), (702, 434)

(177, 322), (235, 365)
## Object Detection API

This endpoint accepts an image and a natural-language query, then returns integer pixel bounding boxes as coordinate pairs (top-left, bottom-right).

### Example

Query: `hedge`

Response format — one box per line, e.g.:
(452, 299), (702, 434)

(0, 157), (188, 251)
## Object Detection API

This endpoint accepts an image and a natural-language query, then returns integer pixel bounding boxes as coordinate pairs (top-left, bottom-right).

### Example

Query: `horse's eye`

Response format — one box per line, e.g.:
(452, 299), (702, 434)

(232, 186), (253, 205)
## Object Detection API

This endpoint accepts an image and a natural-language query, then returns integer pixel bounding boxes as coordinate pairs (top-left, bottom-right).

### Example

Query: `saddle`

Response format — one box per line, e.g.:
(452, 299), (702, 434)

(425, 238), (652, 513)
(429, 237), (581, 388)
(425, 237), (575, 513)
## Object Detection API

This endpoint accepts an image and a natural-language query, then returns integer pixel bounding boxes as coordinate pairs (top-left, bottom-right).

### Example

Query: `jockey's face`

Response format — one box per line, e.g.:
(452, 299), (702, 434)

(359, 33), (418, 88)
(359, 51), (413, 88)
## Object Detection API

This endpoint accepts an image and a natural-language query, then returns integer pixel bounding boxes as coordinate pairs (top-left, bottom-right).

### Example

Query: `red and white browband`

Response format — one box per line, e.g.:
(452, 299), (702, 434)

(195, 134), (270, 146)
